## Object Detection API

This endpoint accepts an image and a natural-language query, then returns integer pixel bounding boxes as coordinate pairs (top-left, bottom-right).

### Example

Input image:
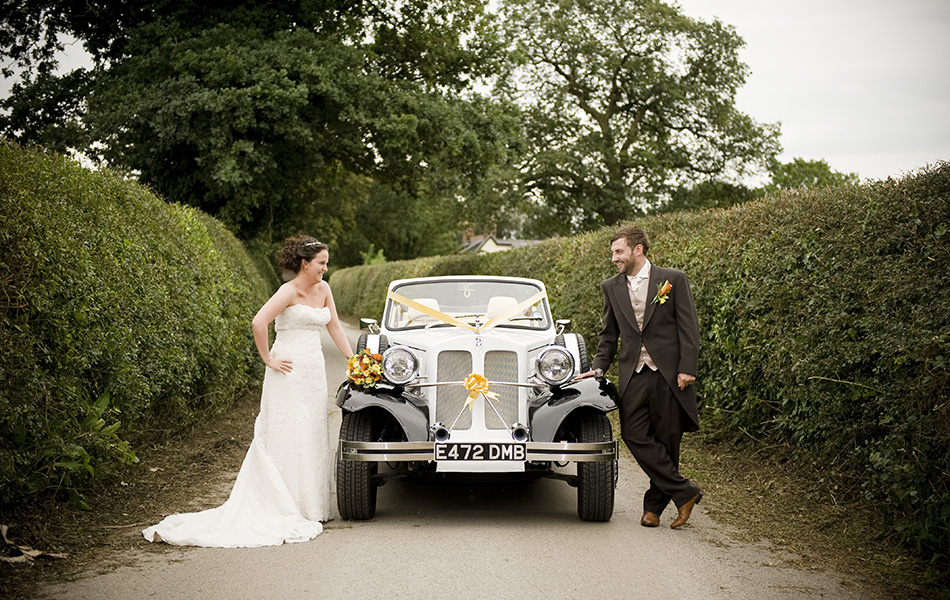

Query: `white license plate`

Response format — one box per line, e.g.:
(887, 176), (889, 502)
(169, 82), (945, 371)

(434, 442), (526, 461)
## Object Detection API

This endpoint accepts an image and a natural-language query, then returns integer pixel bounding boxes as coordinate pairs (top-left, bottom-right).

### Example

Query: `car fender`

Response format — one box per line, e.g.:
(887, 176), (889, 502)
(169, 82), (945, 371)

(335, 383), (429, 441)
(528, 377), (619, 442)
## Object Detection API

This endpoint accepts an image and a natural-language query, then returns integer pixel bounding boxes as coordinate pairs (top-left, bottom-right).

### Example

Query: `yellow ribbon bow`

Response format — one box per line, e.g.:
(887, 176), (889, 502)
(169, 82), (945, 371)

(463, 373), (498, 411)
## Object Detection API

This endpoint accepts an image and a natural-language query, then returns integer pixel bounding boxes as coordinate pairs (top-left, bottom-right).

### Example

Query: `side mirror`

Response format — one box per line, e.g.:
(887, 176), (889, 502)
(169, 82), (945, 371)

(360, 318), (380, 334)
(555, 319), (572, 334)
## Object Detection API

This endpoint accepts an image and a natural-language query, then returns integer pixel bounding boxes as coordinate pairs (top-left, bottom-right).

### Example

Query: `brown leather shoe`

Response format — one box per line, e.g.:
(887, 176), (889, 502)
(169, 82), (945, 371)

(670, 492), (703, 529)
(640, 512), (660, 527)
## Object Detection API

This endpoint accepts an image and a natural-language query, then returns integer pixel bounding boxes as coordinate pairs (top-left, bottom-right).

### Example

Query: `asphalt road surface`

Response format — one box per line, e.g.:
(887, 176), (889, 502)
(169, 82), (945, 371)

(39, 323), (879, 600)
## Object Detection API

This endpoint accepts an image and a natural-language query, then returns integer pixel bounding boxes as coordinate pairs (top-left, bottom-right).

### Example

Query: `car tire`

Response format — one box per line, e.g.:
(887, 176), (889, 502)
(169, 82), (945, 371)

(555, 333), (590, 374)
(575, 334), (590, 373)
(577, 412), (615, 522)
(356, 333), (388, 354)
(337, 411), (378, 520)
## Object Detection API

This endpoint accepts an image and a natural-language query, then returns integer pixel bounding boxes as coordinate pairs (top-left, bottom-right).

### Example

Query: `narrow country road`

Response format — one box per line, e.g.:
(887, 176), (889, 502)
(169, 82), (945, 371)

(38, 323), (880, 600)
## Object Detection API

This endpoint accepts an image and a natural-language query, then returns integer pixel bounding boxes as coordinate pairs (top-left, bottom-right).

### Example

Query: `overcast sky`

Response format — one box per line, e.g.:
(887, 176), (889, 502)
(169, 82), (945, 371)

(3, 1), (948, 183)
(675, 0), (950, 182)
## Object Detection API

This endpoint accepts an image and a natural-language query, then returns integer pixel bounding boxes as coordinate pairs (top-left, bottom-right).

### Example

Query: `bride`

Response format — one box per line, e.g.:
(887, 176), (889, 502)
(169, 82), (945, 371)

(143, 236), (354, 547)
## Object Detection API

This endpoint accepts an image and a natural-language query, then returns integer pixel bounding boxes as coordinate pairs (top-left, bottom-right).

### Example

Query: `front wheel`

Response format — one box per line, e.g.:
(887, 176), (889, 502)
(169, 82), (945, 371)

(577, 413), (615, 522)
(337, 411), (378, 520)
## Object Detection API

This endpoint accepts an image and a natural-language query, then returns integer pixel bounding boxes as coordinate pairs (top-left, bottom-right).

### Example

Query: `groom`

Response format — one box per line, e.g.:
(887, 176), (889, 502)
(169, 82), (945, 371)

(578, 225), (703, 529)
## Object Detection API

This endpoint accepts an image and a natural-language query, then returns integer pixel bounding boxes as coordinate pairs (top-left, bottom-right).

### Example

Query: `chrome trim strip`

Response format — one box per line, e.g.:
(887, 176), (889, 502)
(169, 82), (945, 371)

(525, 441), (617, 462)
(406, 380), (544, 389)
(338, 441), (434, 462)
(339, 440), (617, 463)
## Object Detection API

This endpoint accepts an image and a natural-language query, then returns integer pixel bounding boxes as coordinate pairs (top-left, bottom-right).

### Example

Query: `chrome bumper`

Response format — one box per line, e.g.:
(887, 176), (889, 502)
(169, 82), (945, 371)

(338, 440), (618, 462)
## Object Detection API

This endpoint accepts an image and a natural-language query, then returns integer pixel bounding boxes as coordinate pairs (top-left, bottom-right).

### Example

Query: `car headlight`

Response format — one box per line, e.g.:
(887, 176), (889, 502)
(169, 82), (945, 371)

(536, 346), (575, 386)
(382, 347), (418, 385)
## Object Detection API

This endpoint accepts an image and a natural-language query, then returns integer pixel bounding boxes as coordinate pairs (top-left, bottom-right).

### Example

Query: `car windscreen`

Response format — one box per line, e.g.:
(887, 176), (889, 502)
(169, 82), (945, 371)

(384, 280), (551, 331)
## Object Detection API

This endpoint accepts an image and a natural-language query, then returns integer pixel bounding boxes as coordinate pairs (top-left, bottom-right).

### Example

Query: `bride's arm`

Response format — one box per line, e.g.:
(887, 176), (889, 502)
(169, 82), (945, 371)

(252, 284), (295, 373)
(324, 286), (355, 357)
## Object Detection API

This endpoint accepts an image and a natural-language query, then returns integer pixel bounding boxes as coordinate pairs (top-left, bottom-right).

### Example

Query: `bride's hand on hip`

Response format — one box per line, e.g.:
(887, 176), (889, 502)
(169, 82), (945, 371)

(267, 357), (293, 374)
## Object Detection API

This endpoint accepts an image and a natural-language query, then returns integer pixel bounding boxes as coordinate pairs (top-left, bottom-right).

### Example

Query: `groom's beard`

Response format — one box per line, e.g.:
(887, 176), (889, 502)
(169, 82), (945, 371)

(614, 260), (634, 275)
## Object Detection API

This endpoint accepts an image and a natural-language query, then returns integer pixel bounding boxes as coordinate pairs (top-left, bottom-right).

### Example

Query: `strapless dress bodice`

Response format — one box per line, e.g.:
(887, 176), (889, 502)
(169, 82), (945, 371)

(274, 304), (331, 332)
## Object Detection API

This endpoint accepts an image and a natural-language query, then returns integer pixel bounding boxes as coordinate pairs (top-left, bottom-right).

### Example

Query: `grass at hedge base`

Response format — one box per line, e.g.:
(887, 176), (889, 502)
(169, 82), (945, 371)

(0, 141), (270, 509)
(330, 162), (950, 578)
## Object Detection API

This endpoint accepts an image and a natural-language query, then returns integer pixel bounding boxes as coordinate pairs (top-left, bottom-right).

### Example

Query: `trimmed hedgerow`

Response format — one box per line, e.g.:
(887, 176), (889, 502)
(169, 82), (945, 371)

(0, 142), (269, 507)
(331, 163), (949, 564)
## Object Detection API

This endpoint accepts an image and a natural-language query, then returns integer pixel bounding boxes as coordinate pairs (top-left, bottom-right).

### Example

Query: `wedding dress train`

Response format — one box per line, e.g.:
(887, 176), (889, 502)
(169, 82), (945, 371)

(142, 304), (334, 547)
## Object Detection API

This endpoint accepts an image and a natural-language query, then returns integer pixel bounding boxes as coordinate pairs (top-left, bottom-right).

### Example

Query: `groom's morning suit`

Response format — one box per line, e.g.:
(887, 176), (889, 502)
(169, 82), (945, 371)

(592, 261), (702, 518)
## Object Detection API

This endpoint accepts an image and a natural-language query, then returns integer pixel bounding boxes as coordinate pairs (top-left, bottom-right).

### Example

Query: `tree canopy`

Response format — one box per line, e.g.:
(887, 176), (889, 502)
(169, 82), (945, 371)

(651, 158), (861, 215)
(2, 0), (803, 259)
(498, 0), (781, 235)
(764, 157), (859, 192)
(0, 0), (521, 262)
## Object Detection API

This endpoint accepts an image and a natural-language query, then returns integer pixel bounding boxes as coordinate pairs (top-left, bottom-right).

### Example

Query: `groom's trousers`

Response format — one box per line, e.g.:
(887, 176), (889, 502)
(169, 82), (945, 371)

(619, 368), (701, 515)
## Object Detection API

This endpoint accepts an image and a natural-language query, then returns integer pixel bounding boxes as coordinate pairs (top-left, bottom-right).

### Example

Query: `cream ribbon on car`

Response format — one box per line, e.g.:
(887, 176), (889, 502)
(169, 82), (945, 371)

(386, 290), (547, 333)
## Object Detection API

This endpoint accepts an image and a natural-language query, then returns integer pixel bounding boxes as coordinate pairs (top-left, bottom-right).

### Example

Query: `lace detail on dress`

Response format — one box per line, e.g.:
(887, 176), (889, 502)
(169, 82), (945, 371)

(142, 304), (334, 547)
(274, 304), (331, 331)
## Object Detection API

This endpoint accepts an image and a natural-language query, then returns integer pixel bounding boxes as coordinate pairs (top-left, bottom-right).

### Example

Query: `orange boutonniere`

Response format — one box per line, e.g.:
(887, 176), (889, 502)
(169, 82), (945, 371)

(347, 349), (384, 388)
(652, 280), (672, 305)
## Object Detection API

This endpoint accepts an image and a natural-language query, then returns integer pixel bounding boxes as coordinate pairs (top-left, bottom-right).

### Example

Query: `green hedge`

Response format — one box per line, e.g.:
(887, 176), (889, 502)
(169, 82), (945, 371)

(0, 142), (270, 507)
(331, 163), (950, 562)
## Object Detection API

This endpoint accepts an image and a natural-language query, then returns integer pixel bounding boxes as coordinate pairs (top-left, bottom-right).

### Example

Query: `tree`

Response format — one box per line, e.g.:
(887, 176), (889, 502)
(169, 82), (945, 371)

(498, 0), (781, 235)
(648, 157), (860, 217)
(762, 157), (860, 192)
(0, 67), (92, 155)
(1, 0), (522, 260)
(653, 180), (754, 214)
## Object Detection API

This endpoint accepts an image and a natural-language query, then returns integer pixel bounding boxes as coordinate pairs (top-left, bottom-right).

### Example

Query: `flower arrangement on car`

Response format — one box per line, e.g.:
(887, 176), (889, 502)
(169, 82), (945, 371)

(346, 349), (383, 389)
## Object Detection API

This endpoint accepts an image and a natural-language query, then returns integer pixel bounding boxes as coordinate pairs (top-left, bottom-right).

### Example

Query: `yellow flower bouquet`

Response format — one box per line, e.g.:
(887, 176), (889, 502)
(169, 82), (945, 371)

(347, 349), (384, 389)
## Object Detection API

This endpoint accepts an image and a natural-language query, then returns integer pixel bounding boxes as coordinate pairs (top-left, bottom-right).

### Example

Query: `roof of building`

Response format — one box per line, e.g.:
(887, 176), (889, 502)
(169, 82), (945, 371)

(459, 234), (541, 253)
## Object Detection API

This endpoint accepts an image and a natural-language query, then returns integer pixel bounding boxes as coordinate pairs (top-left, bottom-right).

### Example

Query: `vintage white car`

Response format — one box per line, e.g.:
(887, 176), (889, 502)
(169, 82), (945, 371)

(336, 275), (618, 521)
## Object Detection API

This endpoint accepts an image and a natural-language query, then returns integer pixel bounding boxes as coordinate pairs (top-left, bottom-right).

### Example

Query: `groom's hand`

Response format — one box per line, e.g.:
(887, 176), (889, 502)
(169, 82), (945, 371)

(574, 368), (603, 381)
(677, 373), (696, 390)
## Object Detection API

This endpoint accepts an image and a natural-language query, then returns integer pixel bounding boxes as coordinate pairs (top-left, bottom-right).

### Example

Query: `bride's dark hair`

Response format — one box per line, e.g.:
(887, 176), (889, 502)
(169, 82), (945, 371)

(278, 235), (328, 274)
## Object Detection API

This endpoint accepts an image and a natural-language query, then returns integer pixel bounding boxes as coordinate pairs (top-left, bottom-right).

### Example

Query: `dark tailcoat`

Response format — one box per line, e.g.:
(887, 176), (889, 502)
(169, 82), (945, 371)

(591, 266), (700, 432)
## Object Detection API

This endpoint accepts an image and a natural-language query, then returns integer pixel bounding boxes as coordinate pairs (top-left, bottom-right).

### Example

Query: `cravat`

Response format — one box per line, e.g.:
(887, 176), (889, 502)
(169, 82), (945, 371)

(628, 277), (648, 328)
(627, 276), (657, 372)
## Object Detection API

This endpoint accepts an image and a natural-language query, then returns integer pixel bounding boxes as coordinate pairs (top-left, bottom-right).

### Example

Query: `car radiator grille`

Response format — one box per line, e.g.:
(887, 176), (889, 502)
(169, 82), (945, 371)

(484, 351), (519, 429)
(436, 350), (519, 430)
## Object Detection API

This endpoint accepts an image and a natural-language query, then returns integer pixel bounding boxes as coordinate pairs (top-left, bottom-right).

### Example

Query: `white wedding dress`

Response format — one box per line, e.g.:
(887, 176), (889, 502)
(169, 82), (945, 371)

(142, 304), (334, 547)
